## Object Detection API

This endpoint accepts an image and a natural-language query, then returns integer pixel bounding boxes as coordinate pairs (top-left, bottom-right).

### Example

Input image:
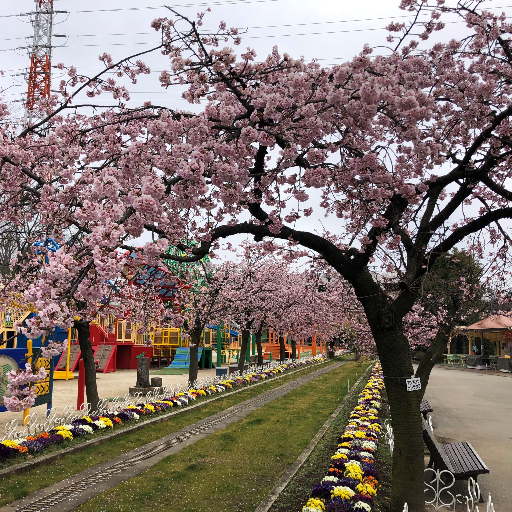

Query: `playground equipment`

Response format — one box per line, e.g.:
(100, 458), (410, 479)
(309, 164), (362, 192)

(0, 339), (54, 419)
(88, 314), (192, 370)
(167, 346), (203, 370)
(261, 329), (323, 360)
(0, 304), (34, 348)
(205, 324), (242, 365)
(53, 327), (78, 379)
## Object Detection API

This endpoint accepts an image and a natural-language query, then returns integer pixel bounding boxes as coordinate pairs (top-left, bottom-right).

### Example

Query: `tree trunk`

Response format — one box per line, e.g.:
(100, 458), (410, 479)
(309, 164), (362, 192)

(256, 325), (263, 366)
(279, 334), (286, 361)
(188, 326), (202, 388)
(372, 324), (425, 511)
(291, 338), (297, 359)
(415, 327), (450, 401)
(74, 319), (100, 413)
(238, 329), (250, 374)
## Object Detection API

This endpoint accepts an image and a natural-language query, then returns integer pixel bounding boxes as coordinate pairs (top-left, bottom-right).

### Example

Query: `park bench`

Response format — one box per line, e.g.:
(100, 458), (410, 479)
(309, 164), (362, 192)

(420, 399), (433, 420)
(422, 419), (489, 487)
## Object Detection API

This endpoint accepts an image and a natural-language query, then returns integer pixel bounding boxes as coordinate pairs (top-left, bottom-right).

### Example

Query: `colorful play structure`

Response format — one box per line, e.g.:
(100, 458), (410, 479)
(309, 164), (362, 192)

(1, 305), (325, 376)
(1, 241), (325, 387)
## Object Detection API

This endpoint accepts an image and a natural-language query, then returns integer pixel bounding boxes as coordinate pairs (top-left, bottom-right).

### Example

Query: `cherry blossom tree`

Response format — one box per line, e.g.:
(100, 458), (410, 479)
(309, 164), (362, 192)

(177, 257), (227, 386)
(211, 248), (300, 370)
(3, 1), (512, 507)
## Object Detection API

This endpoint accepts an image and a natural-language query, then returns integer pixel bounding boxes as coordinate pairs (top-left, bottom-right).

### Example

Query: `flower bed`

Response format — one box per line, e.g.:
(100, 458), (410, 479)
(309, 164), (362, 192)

(0, 356), (325, 464)
(301, 363), (384, 512)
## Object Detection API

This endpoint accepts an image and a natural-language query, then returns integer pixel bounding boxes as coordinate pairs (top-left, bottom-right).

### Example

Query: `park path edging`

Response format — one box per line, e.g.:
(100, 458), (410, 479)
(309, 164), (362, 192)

(254, 361), (375, 512)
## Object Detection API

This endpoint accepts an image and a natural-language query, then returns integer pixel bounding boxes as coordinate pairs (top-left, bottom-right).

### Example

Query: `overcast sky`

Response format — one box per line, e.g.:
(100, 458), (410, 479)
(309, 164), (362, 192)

(1, 0), (511, 264)
(2, 0), (511, 119)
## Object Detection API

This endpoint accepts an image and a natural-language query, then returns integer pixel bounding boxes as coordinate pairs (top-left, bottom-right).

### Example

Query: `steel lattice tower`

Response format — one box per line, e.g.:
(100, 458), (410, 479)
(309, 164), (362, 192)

(24, 0), (55, 126)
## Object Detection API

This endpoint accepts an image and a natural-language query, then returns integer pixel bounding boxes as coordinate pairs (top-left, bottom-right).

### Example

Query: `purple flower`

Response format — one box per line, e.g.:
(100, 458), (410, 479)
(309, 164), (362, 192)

(69, 427), (87, 437)
(337, 477), (359, 489)
(325, 498), (355, 512)
(0, 443), (18, 461)
(311, 482), (335, 500)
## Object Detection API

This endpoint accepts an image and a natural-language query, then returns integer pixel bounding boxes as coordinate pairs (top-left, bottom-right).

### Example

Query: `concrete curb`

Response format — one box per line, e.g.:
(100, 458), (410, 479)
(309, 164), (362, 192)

(254, 362), (375, 512)
(0, 359), (335, 478)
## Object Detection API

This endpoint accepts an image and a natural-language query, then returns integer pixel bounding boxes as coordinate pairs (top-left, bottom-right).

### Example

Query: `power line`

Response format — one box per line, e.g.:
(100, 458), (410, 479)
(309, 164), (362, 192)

(0, 0), (280, 19)
(1, 15), (496, 53)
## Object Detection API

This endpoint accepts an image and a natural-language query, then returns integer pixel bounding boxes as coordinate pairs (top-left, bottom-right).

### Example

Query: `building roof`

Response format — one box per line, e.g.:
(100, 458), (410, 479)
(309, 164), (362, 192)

(464, 315), (512, 331)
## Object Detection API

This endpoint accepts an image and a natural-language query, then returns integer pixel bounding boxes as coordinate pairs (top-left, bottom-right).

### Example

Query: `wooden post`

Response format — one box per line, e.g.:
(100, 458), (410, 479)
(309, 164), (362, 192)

(252, 334), (255, 356)
(312, 332), (317, 356)
(66, 328), (72, 380)
(216, 324), (222, 368)
(23, 339), (33, 426)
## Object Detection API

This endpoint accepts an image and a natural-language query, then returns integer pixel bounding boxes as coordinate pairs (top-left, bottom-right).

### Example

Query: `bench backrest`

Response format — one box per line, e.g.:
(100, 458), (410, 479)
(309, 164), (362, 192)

(422, 419), (454, 473)
(420, 399), (433, 415)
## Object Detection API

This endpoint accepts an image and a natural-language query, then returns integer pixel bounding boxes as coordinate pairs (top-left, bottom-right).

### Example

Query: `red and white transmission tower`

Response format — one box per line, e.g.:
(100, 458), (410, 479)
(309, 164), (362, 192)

(24, 0), (55, 126)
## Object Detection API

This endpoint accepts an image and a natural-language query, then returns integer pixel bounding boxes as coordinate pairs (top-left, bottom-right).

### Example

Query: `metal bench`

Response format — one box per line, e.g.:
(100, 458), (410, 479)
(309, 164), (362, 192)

(422, 419), (489, 494)
(420, 399), (433, 420)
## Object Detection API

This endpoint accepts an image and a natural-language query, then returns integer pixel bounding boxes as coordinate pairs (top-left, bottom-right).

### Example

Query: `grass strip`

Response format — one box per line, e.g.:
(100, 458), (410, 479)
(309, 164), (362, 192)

(76, 361), (370, 512)
(0, 358), (343, 507)
(268, 360), (374, 512)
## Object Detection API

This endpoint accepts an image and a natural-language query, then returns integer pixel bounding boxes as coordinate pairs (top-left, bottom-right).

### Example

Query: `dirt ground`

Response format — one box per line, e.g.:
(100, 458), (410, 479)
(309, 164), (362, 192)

(0, 367), (217, 436)
(423, 365), (512, 510)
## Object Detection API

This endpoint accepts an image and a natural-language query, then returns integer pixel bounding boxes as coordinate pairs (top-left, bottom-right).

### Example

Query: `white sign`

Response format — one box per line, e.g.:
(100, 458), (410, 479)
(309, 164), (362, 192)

(406, 377), (421, 392)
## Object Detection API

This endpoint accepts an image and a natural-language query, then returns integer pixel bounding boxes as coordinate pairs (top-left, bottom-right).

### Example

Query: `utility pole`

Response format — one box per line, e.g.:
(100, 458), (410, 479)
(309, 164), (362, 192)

(24, 0), (55, 127)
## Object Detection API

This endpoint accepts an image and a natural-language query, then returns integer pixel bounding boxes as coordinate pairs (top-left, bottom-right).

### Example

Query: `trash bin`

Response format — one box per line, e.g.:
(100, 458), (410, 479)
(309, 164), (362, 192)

(216, 367), (228, 377)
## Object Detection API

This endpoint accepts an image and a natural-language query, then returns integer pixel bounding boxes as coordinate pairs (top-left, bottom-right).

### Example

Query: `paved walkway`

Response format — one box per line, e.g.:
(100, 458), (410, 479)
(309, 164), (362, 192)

(423, 365), (512, 509)
(0, 362), (345, 512)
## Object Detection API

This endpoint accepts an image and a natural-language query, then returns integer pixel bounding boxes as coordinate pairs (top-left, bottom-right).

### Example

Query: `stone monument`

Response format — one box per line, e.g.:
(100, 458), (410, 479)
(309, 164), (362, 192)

(129, 354), (165, 396)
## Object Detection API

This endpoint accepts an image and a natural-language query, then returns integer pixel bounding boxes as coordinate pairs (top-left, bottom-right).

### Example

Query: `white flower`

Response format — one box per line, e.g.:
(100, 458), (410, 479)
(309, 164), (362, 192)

(132, 413), (140, 419)
(354, 502), (372, 512)
(361, 441), (377, 451)
(94, 420), (106, 429)
(80, 425), (94, 434)
(322, 476), (339, 483)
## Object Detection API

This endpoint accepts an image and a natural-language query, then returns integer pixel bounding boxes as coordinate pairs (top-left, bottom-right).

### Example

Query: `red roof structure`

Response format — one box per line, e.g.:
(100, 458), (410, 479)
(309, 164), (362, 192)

(456, 315), (512, 357)
(465, 315), (512, 331)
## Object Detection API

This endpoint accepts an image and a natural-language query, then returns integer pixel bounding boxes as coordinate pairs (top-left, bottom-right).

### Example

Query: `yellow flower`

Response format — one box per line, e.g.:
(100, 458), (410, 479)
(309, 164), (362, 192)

(56, 429), (73, 440)
(1, 440), (19, 448)
(99, 417), (114, 428)
(331, 453), (348, 460)
(344, 463), (364, 481)
(356, 483), (377, 496)
(331, 486), (355, 500)
(302, 498), (325, 511)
